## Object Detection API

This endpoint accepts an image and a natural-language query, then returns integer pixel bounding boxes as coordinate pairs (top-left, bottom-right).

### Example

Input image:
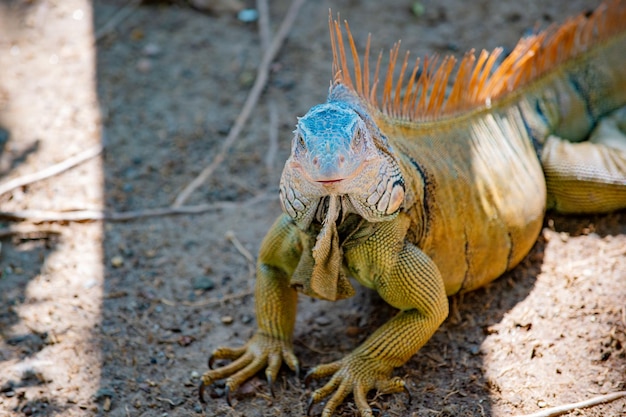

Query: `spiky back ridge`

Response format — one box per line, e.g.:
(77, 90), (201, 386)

(329, 0), (626, 121)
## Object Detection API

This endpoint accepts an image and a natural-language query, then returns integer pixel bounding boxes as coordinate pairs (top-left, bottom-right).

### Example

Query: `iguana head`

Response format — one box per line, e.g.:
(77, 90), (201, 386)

(279, 98), (405, 230)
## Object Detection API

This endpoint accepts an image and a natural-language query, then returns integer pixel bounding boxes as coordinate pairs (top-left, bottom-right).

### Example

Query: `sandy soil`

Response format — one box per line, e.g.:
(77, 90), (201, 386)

(0, 0), (624, 416)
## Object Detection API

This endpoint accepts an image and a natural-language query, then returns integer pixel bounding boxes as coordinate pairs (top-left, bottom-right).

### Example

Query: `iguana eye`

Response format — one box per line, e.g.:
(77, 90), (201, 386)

(352, 128), (363, 150)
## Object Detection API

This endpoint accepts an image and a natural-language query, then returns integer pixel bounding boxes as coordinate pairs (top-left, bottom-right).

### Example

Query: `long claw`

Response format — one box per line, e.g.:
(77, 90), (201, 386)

(198, 381), (207, 404)
(403, 383), (412, 407)
(304, 369), (315, 387)
(267, 375), (275, 398)
(294, 363), (300, 379)
(306, 396), (315, 416)
(208, 353), (216, 369)
(225, 385), (233, 407)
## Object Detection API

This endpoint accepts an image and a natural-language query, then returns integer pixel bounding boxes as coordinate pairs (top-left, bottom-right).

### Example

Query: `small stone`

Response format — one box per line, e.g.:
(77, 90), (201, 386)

(221, 315), (234, 325)
(103, 397), (111, 412)
(190, 371), (200, 379)
(0, 127), (9, 145)
(110, 255), (124, 268)
(192, 276), (215, 291)
(240, 314), (253, 324)
(345, 326), (360, 337)
(468, 344), (481, 355)
(177, 335), (195, 347)
(411, 2), (426, 17)
(95, 387), (115, 401)
(143, 43), (161, 57)
(237, 9), (258, 23)
(537, 399), (547, 408)
(1, 380), (15, 392)
(137, 58), (152, 73)
(315, 316), (331, 326)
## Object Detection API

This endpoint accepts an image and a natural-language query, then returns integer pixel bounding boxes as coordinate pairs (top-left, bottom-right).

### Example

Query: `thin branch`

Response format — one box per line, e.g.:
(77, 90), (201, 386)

(257, 0), (280, 178)
(0, 192), (275, 223)
(0, 224), (63, 239)
(172, 0), (306, 207)
(0, 145), (103, 197)
(515, 391), (626, 417)
(225, 230), (255, 265)
(257, 0), (272, 51)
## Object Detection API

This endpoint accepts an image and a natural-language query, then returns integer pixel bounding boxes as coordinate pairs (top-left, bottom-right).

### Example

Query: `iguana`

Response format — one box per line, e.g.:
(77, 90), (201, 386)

(200, 1), (626, 415)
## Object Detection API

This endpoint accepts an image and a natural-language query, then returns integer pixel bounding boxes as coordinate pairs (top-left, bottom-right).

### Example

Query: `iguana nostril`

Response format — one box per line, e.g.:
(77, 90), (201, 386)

(338, 155), (345, 166)
(312, 157), (319, 166)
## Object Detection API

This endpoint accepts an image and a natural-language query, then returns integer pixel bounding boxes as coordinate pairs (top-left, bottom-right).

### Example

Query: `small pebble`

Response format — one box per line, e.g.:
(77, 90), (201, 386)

(136, 58), (152, 73)
(95, 387), (115, 400)
(190, 371), (200, 379)
(315, 316), (331, 326)
(110, 255), (124, 268)
(345, 326), (360, 337)
(83, 279), (99, 289)
(103, 397), (111, 412)
(240, 314), (253, 324)
(1, 381), (17, 394)
(237, 8), (258, 23)
(177, 335), (195, 347)
(411, 2), (426, 17)
(221, 315), (234, 325)
(192, 276), (215, 291)
(143, 43), (161, 57)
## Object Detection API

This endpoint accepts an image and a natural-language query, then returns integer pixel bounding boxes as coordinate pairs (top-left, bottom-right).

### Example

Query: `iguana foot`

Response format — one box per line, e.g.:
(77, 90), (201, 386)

(199, 332), (299, 404)
(304, 354), (409, 417)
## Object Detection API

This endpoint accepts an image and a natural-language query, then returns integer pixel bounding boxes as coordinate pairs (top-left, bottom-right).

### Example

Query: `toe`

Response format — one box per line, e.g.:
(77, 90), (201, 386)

(353, 386), (373, 416)
(209, 345), (247, 368)
(320, 380), (351, 417)
(305, 360), (342, 385)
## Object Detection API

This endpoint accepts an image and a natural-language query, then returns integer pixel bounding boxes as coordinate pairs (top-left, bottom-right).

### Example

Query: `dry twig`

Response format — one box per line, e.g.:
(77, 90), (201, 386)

(257, 0), (280, 177)
(0, 224), (63, 239)
(225, 230), (255, 262)
(515, 391), (626, 417)
(257, 0), (272, 50)
(0, 145), (103, 197)
(172, 0), (306, 207)
(0, 192), (274, 223)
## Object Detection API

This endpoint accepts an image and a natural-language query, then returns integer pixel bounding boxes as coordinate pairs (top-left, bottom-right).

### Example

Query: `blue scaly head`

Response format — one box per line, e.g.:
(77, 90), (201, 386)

(279, 96), (406, 230)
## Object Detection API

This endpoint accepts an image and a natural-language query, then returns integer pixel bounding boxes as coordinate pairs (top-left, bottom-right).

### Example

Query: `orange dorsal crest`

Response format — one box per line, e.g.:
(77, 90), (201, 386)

(329, 0), (626, 121)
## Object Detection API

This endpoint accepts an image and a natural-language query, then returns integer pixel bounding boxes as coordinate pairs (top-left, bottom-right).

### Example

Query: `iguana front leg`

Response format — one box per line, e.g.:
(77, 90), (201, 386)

(200, 214), (301, 400)
(306, 214), (449, 417)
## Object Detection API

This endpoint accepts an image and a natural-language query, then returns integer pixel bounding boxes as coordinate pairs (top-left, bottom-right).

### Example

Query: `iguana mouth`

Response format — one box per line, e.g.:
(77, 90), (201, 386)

(317, 179), (344, 184)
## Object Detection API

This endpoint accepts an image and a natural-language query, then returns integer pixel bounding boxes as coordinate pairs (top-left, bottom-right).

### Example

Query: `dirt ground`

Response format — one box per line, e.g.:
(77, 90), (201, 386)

(0, 0), (624, 416)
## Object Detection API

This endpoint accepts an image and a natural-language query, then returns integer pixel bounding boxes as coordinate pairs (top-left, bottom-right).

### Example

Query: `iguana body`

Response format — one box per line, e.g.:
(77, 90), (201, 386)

(200, 1), (626, 416)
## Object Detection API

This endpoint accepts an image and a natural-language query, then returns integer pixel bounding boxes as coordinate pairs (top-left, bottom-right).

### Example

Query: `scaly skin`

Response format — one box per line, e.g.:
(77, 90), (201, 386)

(200, 2), (626, 415)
